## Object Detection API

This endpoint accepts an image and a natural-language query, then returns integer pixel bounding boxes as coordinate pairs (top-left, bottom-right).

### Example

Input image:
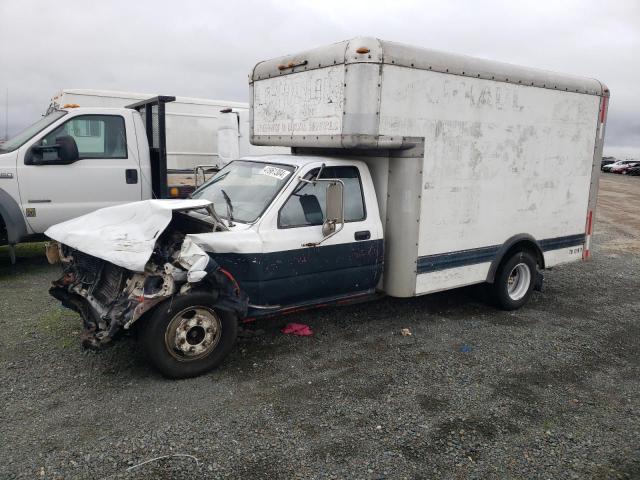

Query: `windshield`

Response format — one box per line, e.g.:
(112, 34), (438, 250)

(192, 160), (295, 223)
(0, 111), (67, 152)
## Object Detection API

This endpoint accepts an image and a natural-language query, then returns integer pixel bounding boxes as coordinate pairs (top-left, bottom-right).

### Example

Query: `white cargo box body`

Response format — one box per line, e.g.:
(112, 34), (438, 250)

(250, 38), (609, 298)
(49, 89), (249, 170)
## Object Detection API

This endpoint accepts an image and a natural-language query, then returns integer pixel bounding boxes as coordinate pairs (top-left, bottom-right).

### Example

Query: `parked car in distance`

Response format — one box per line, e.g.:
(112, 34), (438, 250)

(601, 157), (617, 169)
(610, 161), (640, 174)
(625, 165), (640, 176)
(602, 160), (638, 172)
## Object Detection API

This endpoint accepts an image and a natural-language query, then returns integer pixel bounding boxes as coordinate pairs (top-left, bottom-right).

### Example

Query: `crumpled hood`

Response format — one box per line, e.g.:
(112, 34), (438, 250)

(45, 199), (212, 272)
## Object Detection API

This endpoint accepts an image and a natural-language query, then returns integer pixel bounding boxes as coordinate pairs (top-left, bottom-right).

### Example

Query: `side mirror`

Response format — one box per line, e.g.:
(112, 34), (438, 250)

(54, 135), (79, 163)
(25, 135), (79, 165)
(322, 180), (344, 236)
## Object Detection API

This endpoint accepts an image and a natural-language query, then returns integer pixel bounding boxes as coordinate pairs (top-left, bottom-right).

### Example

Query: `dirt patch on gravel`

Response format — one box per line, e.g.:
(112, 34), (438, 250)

(597, 173), (640, 240)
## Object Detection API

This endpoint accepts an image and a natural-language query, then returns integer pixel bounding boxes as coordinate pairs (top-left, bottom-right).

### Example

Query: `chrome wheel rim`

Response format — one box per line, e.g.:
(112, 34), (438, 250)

(507, 263), (531, 301)
(165, 306), (221, 361)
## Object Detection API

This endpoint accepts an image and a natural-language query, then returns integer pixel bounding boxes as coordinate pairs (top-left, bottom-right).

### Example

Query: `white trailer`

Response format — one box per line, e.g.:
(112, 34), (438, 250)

(217, 109), (288, 165)
(44, 38), (609, 378)
(48, 89), (250, 170)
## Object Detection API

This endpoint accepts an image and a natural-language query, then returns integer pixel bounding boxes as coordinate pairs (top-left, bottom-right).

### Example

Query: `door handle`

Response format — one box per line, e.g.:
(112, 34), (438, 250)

(125, 169), (138, 184)
(354, 230), (371, 241)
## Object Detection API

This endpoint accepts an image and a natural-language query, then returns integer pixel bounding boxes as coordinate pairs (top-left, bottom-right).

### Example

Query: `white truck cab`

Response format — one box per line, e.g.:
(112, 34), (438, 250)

(0, 106), (149, 253)
(189, 155), (384, 307)
(44, 37), (609, 379)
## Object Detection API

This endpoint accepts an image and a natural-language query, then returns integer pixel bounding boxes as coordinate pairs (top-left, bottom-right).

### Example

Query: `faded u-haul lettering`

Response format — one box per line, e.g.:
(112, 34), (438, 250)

(253, 65), (345, 136)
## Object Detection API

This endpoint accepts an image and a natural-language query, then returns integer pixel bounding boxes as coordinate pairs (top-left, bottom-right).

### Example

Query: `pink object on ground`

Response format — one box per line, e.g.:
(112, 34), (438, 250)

(281, 323), (313, 336)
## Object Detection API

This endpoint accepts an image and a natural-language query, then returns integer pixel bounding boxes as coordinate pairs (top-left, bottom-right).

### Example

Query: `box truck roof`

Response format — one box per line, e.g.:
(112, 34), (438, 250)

(251, 37), (607, 96)
(250, 37), (608, 150)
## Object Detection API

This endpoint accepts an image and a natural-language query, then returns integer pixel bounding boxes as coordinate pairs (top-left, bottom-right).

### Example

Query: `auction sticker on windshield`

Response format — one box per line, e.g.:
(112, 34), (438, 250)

(260, 166), (291, 180)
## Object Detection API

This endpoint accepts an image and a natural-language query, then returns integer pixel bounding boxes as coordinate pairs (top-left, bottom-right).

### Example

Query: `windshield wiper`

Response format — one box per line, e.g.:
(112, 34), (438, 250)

(220, 189), (235, 227)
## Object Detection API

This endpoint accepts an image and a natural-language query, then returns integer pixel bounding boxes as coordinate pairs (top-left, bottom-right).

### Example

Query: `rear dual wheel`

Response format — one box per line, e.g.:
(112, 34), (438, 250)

(491, 250), (537, 310)
(140, 293), (238, 379)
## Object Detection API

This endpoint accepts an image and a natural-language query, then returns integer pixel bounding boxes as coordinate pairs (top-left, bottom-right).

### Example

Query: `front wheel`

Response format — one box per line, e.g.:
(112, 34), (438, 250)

(491, 251), (538, 310)
(140, 293), (238, 379)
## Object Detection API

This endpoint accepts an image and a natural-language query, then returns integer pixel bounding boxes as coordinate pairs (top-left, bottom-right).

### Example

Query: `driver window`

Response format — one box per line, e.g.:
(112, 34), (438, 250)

(40, 115), (127, 159)
(278, 166), (366, 228)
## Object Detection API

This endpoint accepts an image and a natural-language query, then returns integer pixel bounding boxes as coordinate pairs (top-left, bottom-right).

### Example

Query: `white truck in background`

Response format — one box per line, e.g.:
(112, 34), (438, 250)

(45, 37), (609, 378)
(47, 89), (249, 170)
(49, 89), (287, 184)
(0, 93), (286, 261)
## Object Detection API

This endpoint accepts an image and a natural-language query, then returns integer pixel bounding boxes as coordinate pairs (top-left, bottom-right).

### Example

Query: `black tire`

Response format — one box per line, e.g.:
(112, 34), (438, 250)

(140, 292), (238, 379)
(491, 250), (537, 311)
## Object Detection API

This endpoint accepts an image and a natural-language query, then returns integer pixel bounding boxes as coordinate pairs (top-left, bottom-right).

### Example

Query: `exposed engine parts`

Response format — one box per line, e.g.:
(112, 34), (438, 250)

(48, 215), (247, 350)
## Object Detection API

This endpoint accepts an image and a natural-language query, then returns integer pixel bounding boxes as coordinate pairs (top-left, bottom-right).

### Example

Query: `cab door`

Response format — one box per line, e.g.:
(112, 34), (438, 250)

(257, 163), (384, 306)
(16, 111), (142, 232)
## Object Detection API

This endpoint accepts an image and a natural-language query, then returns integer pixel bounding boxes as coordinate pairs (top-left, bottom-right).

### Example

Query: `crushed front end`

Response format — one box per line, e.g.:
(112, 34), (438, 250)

(47, 225), (247, 350)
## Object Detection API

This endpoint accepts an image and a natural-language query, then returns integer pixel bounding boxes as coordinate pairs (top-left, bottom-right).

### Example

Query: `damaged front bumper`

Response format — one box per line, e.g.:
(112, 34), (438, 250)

(47, 237), (247, 349)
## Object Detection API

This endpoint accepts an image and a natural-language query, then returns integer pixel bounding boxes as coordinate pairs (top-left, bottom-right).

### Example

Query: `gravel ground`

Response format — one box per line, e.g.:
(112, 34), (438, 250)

(0, 173), (638, 479)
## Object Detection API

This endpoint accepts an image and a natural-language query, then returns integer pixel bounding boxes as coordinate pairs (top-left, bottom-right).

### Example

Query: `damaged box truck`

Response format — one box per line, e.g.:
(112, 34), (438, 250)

(45, 37), (609, 378)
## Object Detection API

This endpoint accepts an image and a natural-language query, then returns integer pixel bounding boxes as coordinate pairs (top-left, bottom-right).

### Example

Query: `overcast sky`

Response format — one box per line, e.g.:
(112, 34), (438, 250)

(1, 0), (638, 158)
